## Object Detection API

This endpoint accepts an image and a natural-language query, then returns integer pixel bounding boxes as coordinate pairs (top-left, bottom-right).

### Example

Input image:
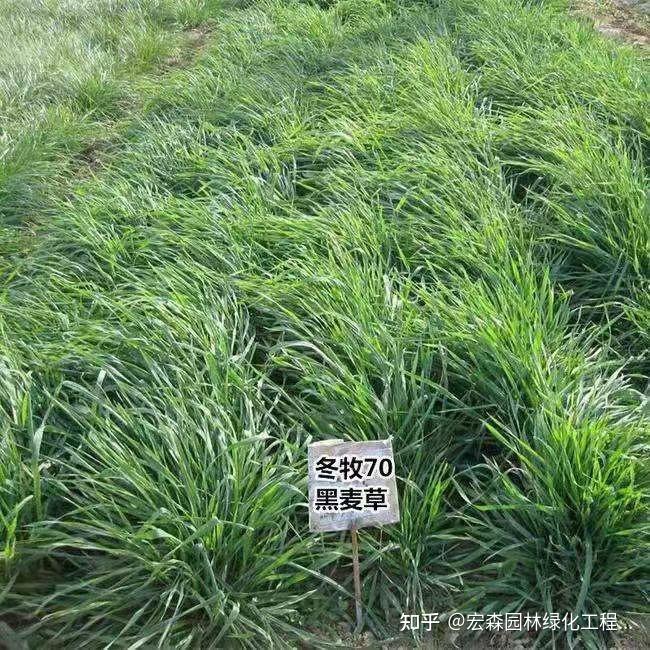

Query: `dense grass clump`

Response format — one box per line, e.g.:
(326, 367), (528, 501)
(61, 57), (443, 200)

(1, 0), (648, 647)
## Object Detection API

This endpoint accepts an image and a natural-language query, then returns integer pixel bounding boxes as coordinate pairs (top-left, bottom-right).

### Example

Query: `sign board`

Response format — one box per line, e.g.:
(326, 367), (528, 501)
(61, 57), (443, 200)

(308, 438), (400, 532)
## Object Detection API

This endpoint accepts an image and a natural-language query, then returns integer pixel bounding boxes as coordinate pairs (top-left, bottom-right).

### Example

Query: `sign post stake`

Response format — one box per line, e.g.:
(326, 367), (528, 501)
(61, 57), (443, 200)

(308, 438), (400, 637)
(350, 523), (363, 634)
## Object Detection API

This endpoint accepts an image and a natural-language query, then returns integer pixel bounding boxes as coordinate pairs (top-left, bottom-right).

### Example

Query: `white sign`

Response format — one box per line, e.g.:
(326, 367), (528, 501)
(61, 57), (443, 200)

(308, 438), (400, 532)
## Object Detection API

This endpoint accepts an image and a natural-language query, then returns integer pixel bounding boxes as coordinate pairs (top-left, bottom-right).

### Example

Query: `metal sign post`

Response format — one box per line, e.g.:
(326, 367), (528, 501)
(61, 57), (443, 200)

(350, 523), (363, 633)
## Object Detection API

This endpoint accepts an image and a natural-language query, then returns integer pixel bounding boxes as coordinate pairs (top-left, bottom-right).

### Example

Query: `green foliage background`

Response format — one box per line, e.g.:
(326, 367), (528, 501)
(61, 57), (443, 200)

(0, 0), (648, 647)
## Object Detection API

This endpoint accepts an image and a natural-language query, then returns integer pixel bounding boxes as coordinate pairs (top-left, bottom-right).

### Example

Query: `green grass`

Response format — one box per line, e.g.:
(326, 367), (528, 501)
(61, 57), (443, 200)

(0, 0), (648, 647)
(0, 0), (219, 225)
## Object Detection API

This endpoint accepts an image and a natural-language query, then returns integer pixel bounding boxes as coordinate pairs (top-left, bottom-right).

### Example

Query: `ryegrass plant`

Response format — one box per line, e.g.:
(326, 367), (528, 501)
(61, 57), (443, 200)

(0, 0), (648, 647)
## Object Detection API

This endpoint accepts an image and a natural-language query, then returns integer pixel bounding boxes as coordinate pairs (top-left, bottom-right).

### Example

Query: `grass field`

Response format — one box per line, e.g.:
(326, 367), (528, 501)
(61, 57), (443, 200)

(0, 0), (648, 647)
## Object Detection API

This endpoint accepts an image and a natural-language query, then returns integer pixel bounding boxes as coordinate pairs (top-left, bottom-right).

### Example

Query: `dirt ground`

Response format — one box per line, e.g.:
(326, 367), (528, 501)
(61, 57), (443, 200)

(574, 0), (650, 45)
